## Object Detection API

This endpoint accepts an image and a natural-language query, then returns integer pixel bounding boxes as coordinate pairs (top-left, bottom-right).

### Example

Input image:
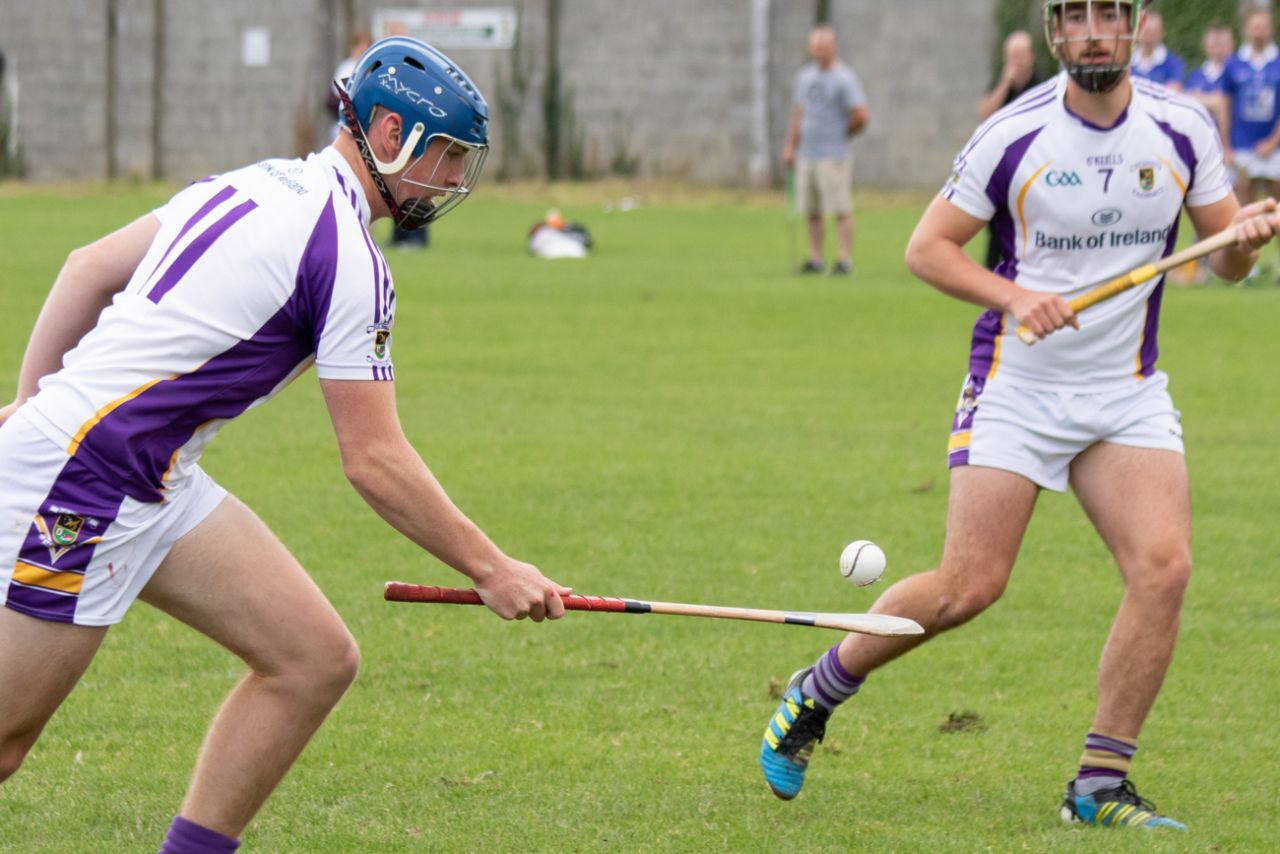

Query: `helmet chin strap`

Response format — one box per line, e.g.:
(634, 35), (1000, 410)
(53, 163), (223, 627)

(1066, 62), (1127, 93)
(334, 82), (436, 230)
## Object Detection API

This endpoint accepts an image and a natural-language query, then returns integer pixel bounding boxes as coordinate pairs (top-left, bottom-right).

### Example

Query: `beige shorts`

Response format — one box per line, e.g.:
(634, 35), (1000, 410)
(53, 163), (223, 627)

(947, 371), (1184, 493)
(0, 410), (227, 626)
(795, 156), (854, 217)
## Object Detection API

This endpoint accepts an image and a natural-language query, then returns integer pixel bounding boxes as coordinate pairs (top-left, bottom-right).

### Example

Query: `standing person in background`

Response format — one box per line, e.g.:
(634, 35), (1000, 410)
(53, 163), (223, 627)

(1221, 8), (1280, 206)
(1185, 23), (1234, 118)
(1130, 9), (1183, 90)
(782, 24), (869, 277)
(1221, 6), (1280, 281)
(327, 31), (372, 138)
(1172, 23), (1236, 285)
(978, 30), (1047, 269)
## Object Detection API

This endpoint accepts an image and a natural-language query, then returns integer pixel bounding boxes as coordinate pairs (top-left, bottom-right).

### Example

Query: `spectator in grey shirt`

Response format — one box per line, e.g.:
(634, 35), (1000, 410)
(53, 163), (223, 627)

(783, 25), (869, 276)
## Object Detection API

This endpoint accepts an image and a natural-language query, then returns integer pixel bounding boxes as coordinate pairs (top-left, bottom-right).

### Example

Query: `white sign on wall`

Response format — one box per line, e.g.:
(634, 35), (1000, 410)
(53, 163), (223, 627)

(373, 8), (517, 50)
(241, 27), (271, 67)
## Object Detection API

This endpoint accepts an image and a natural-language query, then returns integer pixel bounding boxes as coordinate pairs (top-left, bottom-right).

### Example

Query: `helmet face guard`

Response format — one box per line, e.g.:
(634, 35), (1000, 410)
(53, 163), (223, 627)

(337, 37), (490, 230)
(1043, 0), (1142, 94)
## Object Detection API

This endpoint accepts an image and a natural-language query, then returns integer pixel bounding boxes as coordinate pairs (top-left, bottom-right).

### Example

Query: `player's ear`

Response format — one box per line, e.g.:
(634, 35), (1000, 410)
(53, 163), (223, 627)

(371, 110), (404, 160)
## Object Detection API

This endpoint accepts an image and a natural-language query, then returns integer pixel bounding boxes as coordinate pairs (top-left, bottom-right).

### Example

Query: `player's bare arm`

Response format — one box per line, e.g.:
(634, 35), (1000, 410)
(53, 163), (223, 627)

(905, 195), (1078, 338)
(320, 378), (569, 621)
(4, 214), (160, 415)
(1188, 195), (1280, 281)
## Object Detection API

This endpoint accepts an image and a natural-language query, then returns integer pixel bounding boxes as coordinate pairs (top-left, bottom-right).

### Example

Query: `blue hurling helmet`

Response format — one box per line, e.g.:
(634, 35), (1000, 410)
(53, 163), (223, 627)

(336, 36), (489, 228)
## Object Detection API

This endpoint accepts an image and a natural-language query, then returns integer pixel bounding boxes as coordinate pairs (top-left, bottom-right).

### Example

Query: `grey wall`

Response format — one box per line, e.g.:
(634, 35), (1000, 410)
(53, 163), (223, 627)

(0, 0), (997, 188)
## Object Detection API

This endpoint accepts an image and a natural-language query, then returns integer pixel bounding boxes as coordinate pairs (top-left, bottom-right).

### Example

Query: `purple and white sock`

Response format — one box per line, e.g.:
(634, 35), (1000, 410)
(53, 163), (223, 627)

(1074, 731), (1138, 796)
(801, 644), (865, 711)
(158, 815), (240, 854)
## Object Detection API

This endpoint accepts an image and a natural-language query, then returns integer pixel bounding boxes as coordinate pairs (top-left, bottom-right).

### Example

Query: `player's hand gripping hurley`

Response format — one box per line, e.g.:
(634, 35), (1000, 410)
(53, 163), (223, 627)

(1015, 226), (1240, 345)
(384, 582), (923, 637)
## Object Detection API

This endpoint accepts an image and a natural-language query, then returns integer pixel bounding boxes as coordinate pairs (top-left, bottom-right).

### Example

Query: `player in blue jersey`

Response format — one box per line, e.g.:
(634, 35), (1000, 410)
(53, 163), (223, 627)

(0, 37), (570, 852)
(1185, 23), (1233, 103)
(1221, 7), (1280, 205)
(758, 0), (1280, 830)
(1130, 9), (1183, 89)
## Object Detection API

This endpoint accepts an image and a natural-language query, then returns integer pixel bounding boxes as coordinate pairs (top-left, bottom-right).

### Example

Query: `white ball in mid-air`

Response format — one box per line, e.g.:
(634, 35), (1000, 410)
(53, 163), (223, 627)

(839, 540), (886, 586)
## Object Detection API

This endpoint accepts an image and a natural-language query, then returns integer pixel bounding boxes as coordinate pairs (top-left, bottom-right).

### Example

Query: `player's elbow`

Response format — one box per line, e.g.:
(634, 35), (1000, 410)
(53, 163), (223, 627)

(903, 233), (932, 280)
(338, 439), (396, 496)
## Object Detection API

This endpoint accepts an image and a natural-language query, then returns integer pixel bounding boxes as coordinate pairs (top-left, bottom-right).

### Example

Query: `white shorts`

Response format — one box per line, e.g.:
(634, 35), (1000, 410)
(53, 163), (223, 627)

(947, 372), (1184, 492)
(1232, 148), (1280, 182)
(796, 156), (854, 217)
(0, 410), (227, 626)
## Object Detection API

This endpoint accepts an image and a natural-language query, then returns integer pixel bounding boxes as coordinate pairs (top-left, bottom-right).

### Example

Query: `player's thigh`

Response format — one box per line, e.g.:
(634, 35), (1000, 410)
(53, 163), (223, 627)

(938, 464), (1040, 590)
(0, 608), (106, 739)
(139, 494), (356, 678)
(1069, 442), (1190, 582)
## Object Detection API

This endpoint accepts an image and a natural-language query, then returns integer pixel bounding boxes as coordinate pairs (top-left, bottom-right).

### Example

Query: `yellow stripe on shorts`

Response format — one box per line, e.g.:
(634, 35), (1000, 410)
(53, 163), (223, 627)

(12, 560), (85, 595)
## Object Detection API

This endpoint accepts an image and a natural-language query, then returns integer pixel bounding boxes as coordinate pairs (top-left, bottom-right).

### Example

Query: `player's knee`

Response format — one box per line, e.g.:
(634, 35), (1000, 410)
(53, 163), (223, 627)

(307, 631), (361, 701)
(1129, 547), (1192, 602)
(938, 577), (1008, 628)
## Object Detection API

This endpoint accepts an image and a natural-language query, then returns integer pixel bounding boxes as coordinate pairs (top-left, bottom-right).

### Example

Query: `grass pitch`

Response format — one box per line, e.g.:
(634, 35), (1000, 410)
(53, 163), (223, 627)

(0, 182), (1277, 852)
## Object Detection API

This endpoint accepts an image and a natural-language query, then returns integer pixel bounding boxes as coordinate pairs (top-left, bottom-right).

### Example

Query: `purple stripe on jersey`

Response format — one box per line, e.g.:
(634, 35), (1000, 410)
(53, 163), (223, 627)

(1136, 218), (1181, 378)
(143, 185), (238, 289)
(968, 309), (1005, 379)
(332, 167), (348, 195)
(380, 254), (394, 320)
(148, 198), (260, 304)
(355, 215), (385, 324)
(5, 457), (126, 624)
(1151, 118), (1199, 194)
(961, 88), (1057, 159)
(72, 197), (341, 503)
(298, 194), (342, 349)
(985, 125), (1045, 212)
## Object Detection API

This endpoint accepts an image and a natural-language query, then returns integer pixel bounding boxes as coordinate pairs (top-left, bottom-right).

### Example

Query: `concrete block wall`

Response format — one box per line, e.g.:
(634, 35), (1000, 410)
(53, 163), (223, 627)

(1, 0), (997, 188)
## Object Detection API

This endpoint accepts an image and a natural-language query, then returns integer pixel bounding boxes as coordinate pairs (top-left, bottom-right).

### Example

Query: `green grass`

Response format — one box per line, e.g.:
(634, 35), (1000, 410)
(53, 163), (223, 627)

(0, 182), (1277, 852)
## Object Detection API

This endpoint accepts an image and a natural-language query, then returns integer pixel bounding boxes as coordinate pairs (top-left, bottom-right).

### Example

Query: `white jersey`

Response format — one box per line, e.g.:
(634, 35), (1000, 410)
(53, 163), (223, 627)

(24, 147), (395, 503)
(943, 72), (1231, 390)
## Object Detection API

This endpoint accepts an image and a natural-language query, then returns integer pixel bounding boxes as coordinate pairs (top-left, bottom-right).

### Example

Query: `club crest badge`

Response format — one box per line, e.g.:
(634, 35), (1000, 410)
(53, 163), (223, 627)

(1131, 161), (1163, 198)
(374, 328), (390, 361)
(33, 512), (103, 564)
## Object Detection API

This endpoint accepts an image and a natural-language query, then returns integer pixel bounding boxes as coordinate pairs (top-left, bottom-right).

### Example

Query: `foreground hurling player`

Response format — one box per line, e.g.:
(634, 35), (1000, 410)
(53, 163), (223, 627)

(0, 38), (569, 852)
(760, 0), (1280, 829)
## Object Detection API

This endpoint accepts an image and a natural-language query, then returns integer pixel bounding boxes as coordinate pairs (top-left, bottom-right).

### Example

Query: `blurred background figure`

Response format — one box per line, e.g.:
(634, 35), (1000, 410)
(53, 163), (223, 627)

(1186, 23), (1235, 118)
(782, 24), (868, 277)
(1170, 23), (1236, 285)
(1221, 6), (1280, 281)
(328, 31), (372, 139)
(528, 208), (593, 259)
(978, 30), (1042, 120)
(978, 30), (1044, 270)
(1131, 10), (1184, 90)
